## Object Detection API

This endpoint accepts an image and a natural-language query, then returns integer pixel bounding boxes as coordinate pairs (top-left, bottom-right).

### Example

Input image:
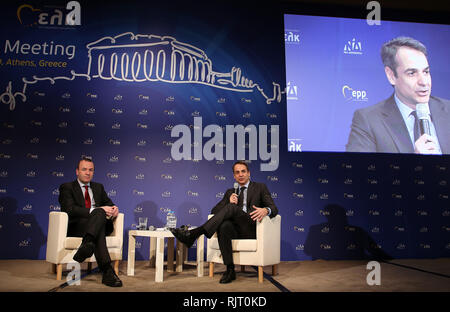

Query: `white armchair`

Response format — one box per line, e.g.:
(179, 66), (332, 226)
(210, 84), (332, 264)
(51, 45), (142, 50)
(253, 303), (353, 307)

(46, 211), (124, 280)
(207, 214), (281, 283)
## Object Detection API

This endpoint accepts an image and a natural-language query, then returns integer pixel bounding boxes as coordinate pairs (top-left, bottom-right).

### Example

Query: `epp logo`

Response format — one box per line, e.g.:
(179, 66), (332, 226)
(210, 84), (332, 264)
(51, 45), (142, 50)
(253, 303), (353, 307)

(342, 85), (368, 102)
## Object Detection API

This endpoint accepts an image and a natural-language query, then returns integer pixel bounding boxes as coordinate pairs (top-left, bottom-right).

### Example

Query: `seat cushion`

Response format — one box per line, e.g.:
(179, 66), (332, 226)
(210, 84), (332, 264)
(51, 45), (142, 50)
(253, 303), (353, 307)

(209, 238), (257, 251)
(64, 236), (121, 249)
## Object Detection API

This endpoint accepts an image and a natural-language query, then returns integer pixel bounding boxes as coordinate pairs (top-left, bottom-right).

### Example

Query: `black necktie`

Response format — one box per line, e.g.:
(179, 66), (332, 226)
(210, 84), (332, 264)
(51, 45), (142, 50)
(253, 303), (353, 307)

(237, 186), (246, 211)
(411, 110), (421, 143)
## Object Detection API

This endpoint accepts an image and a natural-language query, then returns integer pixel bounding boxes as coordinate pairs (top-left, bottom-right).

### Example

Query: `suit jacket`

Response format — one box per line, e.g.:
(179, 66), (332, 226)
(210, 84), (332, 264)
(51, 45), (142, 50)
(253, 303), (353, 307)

(211, 181), (278, 218)
(346, 94), (450, 153)
(59, 180), (114, 229)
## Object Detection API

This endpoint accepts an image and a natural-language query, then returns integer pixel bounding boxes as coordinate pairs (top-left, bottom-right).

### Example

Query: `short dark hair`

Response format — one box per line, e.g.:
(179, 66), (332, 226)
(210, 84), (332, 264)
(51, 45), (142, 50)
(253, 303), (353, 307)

(77, 156), (93, 169)
(232, 161), (249, 173)
(381, 36), (427, 77)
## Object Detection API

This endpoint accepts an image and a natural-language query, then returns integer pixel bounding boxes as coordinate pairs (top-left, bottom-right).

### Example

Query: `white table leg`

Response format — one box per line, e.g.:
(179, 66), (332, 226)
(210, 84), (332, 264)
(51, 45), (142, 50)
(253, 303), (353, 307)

(149, 237), (156, 268)
(155, 237), (165, 282)
(196, 234), (204, 277)
(127, 233), (136, 276)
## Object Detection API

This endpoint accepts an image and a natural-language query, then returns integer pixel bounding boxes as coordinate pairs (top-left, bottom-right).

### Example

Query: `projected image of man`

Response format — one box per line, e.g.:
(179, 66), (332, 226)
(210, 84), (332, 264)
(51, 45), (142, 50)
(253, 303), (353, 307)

(346, 37), (450, 154)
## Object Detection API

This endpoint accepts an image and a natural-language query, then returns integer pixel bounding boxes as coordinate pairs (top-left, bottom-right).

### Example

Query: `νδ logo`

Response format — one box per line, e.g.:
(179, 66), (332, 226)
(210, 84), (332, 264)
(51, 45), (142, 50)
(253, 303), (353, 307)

(344, 38), (363, 55)
(342, 85), (368, 102)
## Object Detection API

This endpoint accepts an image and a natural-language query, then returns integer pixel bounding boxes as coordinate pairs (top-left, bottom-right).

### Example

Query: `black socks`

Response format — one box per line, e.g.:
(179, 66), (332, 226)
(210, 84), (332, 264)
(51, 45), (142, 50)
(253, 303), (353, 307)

(99, 262), (113, 273)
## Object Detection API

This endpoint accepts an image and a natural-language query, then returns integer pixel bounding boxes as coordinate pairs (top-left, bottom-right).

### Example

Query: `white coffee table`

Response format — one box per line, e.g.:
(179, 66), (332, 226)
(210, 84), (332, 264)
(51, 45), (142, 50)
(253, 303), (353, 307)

(127, 229), (204, 282)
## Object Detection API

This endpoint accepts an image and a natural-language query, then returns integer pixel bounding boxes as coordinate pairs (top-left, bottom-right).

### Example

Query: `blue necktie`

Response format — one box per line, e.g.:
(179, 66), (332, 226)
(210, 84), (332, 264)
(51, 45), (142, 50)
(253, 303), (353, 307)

(411, 111), (420, 143)
(238, 186), (246, 211)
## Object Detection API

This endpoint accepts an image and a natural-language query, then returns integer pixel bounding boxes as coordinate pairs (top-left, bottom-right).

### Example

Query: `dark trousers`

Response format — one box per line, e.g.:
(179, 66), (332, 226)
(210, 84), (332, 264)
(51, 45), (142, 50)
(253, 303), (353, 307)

(203, 204), (256, 265)
(67, 208), (113, 270)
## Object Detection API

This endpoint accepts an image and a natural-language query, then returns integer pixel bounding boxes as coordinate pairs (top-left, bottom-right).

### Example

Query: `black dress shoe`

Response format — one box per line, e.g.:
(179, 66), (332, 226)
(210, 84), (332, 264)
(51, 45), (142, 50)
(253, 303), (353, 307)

(73, 241), (95, 263)
(219, 269), (236, 284)
(102, 267), (123, 287)
(169, 227), (196, 248)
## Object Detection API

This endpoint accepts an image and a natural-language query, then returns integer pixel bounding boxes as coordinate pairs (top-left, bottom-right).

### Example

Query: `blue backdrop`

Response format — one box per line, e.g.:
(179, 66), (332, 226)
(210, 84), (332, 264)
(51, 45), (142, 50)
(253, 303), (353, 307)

(0, 1), (449, 262)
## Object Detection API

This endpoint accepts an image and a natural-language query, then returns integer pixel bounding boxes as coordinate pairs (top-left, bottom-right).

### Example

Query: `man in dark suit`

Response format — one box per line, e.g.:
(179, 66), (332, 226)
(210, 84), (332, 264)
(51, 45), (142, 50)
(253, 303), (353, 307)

(346, 36), (450, 154)
(58, 157), (122, 287)
(170, 161), (278, 283)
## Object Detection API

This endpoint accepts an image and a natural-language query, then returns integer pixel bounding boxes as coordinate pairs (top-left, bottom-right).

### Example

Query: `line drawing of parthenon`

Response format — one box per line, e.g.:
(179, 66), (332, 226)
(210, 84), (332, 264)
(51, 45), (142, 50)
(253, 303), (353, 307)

(1, 32), (284, 111)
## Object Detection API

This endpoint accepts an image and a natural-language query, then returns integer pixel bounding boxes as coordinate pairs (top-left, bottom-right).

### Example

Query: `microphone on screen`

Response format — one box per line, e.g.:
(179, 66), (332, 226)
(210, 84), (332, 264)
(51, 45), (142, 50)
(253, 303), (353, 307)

(416, 103), (431, 136)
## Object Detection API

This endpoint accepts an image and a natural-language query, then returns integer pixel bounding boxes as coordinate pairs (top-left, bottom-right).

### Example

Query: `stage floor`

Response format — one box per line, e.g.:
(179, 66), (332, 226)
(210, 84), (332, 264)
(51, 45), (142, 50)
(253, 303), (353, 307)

(0, 258), (449, 292)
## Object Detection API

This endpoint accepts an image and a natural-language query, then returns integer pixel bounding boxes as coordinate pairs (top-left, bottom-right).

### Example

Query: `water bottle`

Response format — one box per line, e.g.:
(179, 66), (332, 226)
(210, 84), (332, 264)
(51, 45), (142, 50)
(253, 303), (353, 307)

(166, 210), (177, 229)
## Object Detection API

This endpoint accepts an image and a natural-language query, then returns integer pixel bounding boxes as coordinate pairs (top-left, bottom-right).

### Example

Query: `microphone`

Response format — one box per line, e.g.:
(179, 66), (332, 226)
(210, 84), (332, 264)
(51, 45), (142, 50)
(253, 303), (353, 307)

(234, 182), (239, 194)
(416, 104), (431, 136)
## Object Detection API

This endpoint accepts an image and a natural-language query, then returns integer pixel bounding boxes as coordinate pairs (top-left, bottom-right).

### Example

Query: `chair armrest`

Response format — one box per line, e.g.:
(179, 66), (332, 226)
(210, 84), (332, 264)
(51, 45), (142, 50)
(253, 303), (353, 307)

(256, 214), (281, 237)
(46, 211), (69, 263)
(207, 214), (216, 238)
(208, 214), (282, 240)
(256, 215), (281, 260)
(110, 213), (124, 238)
(256, 214), (279, 231)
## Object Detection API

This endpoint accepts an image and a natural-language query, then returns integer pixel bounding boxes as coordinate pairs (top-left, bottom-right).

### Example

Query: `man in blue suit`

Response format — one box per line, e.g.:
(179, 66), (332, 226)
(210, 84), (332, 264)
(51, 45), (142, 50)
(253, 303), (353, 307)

(346, 37), (450, 154)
